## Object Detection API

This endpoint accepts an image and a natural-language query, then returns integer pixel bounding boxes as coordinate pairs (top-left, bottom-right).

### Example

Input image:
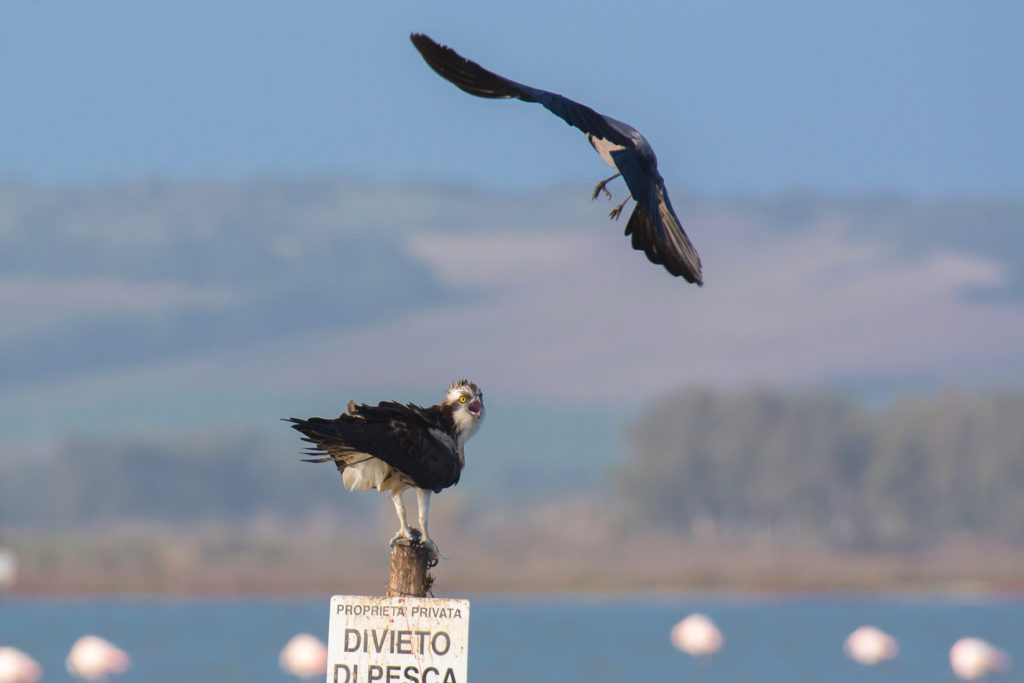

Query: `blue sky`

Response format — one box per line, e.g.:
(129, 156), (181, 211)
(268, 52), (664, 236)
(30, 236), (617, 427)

(1, 2), (1023, 470)
(3, 0), (1022, 195)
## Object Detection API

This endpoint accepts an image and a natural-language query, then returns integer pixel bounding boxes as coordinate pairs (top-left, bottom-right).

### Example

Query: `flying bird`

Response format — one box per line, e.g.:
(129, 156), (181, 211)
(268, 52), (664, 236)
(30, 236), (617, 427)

(411, 32), (703, 285)
(287, 380), (484, 559)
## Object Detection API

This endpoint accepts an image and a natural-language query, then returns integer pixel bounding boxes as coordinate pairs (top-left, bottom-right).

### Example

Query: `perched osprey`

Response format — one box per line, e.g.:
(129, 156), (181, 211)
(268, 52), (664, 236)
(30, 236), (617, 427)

(411, 33), (703, 285)
(286, 380), (484, 559)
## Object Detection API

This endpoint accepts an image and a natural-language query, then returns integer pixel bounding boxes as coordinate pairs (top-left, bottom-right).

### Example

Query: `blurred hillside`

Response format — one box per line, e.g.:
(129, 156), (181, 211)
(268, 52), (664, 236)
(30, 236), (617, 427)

(1, 179), (1023, 591)
(2, 179), (1021, 425)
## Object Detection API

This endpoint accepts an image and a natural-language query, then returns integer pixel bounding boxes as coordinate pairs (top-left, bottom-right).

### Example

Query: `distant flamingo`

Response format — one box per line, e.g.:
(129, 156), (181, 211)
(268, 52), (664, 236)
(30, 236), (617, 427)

(0, 647), (41, 683)
(950, 637), (1011, 680)
(279, 633), (328, 680)
(670, 613), (724, 657)
(66, 636), (130, 681)
(843, 625), (899, 665)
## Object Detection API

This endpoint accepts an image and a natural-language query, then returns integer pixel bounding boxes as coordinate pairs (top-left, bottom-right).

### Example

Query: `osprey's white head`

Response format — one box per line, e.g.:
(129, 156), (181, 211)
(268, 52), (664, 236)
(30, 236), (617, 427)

(444, 379), (484, 440)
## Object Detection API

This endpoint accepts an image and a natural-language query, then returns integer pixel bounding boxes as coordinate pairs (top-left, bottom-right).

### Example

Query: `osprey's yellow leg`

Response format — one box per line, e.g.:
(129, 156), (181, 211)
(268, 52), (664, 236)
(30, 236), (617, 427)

(389, 491), (417, 546)
(416, 488), (439, 562)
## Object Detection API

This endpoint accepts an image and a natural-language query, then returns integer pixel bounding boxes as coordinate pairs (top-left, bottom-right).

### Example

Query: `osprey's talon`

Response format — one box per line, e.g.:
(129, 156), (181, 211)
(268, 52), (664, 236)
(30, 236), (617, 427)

(422, 537), (440, 563)
(390, 528), (420, 548)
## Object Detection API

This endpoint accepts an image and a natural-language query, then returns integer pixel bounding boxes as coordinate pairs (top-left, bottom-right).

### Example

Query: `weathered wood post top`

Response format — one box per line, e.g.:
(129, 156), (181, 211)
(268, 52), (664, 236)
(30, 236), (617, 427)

(385, 539), (435, 598)
(325, 537), (469, 681)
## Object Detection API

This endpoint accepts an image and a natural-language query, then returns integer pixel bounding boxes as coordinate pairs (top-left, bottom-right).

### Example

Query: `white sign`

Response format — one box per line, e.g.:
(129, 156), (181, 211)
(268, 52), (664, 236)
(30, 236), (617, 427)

(327, 595), (470, 683)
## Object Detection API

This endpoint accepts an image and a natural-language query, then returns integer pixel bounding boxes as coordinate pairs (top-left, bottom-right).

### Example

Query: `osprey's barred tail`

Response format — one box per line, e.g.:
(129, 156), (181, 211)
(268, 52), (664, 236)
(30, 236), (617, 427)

(284, 417), (339, 463)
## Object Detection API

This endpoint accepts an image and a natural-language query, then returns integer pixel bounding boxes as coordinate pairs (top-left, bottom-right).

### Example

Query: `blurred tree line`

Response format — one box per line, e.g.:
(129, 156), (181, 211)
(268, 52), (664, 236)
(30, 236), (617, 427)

(613, 388), (1024, 549)
(3, 388), (1024, 552)
(0, 434), (367, 530)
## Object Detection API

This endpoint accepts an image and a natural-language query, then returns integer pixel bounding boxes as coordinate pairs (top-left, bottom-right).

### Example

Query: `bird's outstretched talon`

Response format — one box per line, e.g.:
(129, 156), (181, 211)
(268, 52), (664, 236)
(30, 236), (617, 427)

(591, 172), (622, 200)
(609, 199), (630, 220)
(591, 180), (613, 200)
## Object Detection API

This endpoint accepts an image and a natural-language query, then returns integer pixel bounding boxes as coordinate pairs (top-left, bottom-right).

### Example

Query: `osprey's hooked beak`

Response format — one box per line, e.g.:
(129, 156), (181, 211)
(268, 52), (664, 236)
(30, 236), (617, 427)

(467, 399), (483, 417)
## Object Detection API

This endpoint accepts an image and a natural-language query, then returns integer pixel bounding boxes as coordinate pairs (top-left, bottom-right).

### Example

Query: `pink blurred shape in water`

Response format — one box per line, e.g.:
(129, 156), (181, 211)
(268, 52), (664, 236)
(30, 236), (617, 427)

(279, 633), (328, 680)
(0, 647), (42, 683)
(66, 635), (130, 681)
(843, 625), (899, 665)
(950, 637), (1011, 680)
(670, 613), (724, 657)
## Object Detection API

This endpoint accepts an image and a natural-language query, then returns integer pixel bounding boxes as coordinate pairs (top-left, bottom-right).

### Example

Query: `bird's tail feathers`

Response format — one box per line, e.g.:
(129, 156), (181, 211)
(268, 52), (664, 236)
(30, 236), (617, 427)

(625, 200), (703, 285)
(655, 189), (703, 285)
(287, 417), (341, 460)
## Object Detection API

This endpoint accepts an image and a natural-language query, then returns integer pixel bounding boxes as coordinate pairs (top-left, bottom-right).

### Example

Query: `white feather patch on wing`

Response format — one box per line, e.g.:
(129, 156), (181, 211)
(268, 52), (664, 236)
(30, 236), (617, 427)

(586, 133), (627, 169)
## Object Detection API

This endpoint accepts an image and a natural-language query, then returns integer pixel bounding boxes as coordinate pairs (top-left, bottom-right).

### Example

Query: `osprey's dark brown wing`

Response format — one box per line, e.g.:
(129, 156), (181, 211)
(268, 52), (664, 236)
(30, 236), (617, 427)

(286, 401), (461, 493)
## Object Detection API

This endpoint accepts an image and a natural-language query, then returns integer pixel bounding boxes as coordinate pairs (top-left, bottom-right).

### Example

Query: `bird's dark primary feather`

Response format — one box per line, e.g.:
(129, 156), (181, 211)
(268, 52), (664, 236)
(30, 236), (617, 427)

(410, 33), (632, 148)
(286, 401), (462, 493)
(410, 32), (703, 285)
(410, 32), (527, 101)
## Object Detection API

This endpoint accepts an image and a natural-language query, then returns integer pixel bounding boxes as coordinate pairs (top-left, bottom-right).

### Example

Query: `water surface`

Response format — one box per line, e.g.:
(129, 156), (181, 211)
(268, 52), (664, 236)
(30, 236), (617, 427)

(1, 594), (1019, 681)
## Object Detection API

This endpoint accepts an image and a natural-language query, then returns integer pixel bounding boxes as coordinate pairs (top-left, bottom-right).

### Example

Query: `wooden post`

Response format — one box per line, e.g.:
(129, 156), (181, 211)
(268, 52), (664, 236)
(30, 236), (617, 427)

(385, 541), (435, 598)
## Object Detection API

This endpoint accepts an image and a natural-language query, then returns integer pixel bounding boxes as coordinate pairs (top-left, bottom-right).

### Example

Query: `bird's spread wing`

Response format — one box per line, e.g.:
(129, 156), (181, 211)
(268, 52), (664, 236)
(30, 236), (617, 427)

(287, 402), (461, 492)
(615, 148), (703, 284)
(412, 32), (703, 284)
(410, 33), (632, 148)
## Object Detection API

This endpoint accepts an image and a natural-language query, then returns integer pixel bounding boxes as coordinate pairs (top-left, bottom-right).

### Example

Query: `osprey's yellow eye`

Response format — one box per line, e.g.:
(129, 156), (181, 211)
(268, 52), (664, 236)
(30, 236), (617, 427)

(459, 395), (468, 403)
